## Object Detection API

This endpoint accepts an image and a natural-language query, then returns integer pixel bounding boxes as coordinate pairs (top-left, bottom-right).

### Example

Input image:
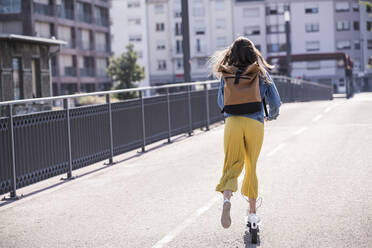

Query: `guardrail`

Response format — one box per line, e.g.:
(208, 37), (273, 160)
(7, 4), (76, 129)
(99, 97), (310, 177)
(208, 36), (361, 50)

(0, 76), (332, 198)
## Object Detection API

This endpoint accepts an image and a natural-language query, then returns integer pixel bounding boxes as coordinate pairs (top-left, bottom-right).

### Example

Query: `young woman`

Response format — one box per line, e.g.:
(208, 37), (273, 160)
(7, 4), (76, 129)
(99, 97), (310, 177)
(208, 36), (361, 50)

(210, 37), (281, 230)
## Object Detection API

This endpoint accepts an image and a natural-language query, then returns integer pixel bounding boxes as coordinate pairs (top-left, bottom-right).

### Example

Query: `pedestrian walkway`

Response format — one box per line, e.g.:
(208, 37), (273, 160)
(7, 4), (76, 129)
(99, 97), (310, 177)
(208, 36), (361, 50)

(1, 93), (372, 248)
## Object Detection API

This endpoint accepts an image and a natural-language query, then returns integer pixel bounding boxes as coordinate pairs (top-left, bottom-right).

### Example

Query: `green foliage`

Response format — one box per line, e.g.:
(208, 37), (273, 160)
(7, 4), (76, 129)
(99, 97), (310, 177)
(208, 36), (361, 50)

(107, 44), (145, 100)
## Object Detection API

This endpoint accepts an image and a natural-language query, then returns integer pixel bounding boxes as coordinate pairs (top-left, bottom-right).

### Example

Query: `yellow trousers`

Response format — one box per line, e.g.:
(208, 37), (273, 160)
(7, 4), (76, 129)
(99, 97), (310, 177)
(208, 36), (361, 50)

(216, 116), (264, 199)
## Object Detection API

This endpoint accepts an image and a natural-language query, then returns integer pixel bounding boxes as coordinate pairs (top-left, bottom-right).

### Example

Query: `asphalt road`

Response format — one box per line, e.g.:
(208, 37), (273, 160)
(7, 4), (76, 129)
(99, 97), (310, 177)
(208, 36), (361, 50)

(1, 93), (372, 248)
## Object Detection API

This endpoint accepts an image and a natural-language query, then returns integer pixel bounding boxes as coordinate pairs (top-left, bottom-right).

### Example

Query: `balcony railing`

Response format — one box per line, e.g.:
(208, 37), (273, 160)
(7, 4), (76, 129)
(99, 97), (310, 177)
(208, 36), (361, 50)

(80, 67), (95, 77)
(64, 67), (77, 76)
(58, 7), (74, 20)
(33, 2), (53, 16)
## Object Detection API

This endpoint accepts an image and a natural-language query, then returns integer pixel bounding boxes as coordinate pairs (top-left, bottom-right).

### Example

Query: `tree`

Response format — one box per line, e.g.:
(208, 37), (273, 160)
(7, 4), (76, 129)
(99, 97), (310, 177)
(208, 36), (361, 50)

(107, 44), (145, 100)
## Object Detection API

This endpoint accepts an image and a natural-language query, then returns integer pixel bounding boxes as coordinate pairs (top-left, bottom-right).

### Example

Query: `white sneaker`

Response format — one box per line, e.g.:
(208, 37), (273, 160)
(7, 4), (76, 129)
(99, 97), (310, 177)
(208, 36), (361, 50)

(246, 213), (261, 230)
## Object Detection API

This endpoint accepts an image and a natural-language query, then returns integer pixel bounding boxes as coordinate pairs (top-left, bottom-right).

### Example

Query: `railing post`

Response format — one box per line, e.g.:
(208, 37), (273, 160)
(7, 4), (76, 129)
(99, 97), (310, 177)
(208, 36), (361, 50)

(140, 90), (146, 152)
(187, 85), (193, 136)
(63, 99), (73, 179)
(8, 105), (19, 199)
(106, 94), (114, 164)
(204, 84), (210, 131)
(166, 88), (172, 143)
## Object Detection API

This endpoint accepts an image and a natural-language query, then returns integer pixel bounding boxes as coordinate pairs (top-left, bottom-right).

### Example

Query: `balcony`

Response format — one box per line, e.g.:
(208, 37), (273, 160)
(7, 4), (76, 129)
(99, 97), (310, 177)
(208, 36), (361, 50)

(80, 67), (95, 77)
(33, 2), (53, 16)
(64, 67), (77, 77)
(58, 7), (74, 20)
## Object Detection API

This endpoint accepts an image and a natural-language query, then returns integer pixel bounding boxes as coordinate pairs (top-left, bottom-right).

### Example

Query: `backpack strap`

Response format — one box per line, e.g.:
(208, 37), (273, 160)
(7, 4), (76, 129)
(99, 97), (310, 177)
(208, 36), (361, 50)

(262, 97), (268, 118)
(234, 68), (243, 85)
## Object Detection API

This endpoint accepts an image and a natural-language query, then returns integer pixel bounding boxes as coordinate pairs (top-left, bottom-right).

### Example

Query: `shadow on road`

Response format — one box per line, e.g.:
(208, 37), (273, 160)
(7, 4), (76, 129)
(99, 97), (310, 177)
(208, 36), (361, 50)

(244, 230), (260, 248)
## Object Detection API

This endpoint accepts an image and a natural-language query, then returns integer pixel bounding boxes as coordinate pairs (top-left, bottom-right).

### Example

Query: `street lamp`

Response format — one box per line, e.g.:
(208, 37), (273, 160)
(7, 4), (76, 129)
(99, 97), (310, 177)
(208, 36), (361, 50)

(284, 10), (291, 77)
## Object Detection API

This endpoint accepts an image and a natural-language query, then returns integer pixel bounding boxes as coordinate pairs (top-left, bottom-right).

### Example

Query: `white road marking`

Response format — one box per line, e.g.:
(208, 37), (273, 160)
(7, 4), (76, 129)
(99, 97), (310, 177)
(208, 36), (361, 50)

(293, 126), (309, 136)
(267, 143), (286, 157)
(152, 194), (220, 248)
(324, 107), (332, 113)
(312, 114), (322, 122)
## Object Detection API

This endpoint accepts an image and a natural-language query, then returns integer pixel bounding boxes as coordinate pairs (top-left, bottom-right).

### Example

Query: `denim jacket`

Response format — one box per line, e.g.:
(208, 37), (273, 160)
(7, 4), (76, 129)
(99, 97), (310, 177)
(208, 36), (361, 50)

(217, 72), (281, 123)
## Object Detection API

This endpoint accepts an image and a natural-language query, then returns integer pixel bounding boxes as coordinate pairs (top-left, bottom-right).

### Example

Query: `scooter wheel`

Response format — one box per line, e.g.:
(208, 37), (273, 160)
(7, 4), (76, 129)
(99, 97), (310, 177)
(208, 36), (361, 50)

(251, 228), (258, 244)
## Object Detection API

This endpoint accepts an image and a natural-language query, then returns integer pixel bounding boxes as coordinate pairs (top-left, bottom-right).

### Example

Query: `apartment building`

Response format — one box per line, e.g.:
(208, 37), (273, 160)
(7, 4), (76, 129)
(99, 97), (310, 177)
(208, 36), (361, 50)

(110, 0), (151, 90)
(0, 0), (112, 96)
(234, 0), (372, 92)
(146, 0), (234, 84)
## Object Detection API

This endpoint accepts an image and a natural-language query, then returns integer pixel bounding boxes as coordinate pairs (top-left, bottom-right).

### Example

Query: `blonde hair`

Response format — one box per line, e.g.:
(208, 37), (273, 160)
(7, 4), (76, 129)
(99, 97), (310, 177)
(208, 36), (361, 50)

(208, 37), (274, 82)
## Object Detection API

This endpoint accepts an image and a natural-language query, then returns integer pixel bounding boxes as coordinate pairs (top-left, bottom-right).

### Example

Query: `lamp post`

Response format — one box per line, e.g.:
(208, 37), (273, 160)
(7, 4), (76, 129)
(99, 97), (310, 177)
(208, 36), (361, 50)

(284, 10), (291, 77)
(181, 0), (191, 82)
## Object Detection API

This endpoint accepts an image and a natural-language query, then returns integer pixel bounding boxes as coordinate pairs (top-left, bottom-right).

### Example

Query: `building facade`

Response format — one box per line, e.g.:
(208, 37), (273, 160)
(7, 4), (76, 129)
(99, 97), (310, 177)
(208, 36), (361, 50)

(110, 0), (151, 90)
(0, 0), (112, 96)
(133, 0), (371, 91)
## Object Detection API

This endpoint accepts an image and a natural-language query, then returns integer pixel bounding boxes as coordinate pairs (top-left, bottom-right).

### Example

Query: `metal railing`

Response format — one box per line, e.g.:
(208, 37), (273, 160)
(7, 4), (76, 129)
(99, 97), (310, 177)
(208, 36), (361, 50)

(0, 77), (332, 198)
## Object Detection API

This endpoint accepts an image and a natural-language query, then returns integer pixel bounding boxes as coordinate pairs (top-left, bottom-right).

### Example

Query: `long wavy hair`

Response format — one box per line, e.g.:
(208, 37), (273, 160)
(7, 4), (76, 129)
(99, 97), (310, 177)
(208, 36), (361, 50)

(209, 36), (274, 82)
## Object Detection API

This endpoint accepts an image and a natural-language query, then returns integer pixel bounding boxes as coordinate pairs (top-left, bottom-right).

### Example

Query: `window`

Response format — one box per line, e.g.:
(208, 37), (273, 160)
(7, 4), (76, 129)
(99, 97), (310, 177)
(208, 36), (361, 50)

(31, 58), (41, 98)
(368, 40), (372, 49)
(0, 0), (21, 14)
(216, 19), (226, 29)
(335, 2), (350, 12)
(196, 39), (201, 52)
(128, 1), (140, 8)
(156, 23), (165, 31)
(79, 56), (95, 77)
(176, 59), (183, 70)
(78, 28), (93, 50)
(175, 22), (182, 36)
(193, 7), (205, 17)
(354, 40), (360, 50)
(129, 34), (142, 42)
(307, 61), (320, 70)
(267, 43), (286, 53)
(305, 23), (319, 32)
(243, 8), (259, 17)
(244, 26), (261, 35)
(94, 6), (109, 27)
(58, 0), (74, 20)
(128, 18), (141, 25)
(155, 4), (164, 14)
(59, 55), (76, 76)
(215, 0), (224, 10)
(0, 21), (23, 34)
(267, 24), (284, 34)
(176, 40), (183, 54)
(156, 40), (166, 50)
(352, 2), (359, 12)
(176, 40), (183, 53)
(157, 60), (167, 70)
(336, 40), (351, 50)
(34, 0), (53, 16)
(367, 21), (372, 31)
(77, 2), (92, 23)
(35, 22), (52, 38)
(96, 58), (107, 77)
(266, 5), (286, 15)
(354, 21), (360, 31)
(96, 32), (109, 52)
(12, 58), (23, 100)
(58, 25), (75, 48)
(194, 21), (206, 35)
(305, 4), (318, 14)
(306, 41), (320, 51)
(336, 21), (350, 31)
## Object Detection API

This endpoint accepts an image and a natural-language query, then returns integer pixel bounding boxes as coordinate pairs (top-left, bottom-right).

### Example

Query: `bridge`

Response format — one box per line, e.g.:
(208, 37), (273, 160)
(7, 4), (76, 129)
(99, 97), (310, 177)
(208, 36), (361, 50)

(0, 78), (371, 247)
